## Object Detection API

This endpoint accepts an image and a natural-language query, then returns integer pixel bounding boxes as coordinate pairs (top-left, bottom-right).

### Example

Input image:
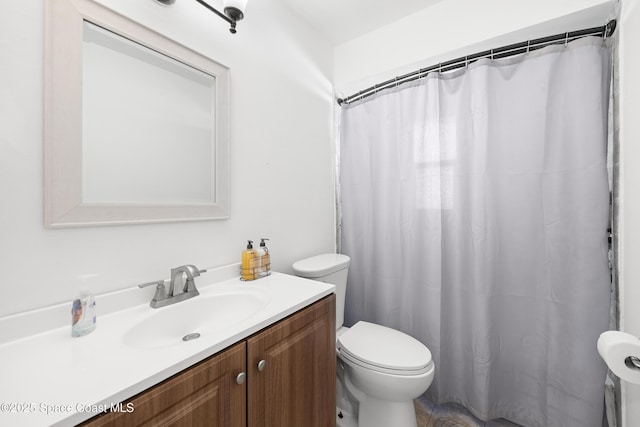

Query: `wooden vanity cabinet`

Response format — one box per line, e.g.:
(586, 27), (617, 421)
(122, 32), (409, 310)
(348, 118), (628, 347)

(80, 294), (335, 427)
(81, 341), (246, 427)
(248, 293), (336, 427)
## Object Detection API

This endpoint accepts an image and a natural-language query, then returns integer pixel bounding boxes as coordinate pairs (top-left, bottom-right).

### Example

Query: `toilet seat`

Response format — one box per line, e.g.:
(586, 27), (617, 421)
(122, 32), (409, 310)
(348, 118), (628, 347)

(337, 321), (433, 376)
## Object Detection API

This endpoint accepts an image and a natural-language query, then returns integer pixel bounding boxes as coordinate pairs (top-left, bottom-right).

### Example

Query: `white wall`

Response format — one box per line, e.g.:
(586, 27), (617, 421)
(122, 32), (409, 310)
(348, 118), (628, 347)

(619, 0), (640, 425)
(0, 0), (335, 317)
(334, 0), (614, 95)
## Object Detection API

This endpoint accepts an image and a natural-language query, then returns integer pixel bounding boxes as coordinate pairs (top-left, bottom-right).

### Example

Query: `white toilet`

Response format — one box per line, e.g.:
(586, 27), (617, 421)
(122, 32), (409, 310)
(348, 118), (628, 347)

(293, 254), (434, 427)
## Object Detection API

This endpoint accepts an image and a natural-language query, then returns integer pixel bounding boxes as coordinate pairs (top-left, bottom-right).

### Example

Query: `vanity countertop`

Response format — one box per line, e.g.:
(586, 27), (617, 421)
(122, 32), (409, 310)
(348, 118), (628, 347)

(0, 270), (334, 427)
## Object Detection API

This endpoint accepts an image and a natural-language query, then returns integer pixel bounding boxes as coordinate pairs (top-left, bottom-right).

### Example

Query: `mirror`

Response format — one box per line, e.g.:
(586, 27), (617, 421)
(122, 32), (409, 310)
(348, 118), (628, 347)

(45, 0), (229, 227)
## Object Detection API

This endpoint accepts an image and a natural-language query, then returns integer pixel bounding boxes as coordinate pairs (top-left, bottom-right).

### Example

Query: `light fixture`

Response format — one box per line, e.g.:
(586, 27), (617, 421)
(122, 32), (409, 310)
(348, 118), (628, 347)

(154, 0), (248, 34)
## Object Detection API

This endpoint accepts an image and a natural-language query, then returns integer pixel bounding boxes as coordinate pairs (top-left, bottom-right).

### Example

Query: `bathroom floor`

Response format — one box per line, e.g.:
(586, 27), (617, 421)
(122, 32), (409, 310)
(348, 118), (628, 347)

(414, 396), (523, 427)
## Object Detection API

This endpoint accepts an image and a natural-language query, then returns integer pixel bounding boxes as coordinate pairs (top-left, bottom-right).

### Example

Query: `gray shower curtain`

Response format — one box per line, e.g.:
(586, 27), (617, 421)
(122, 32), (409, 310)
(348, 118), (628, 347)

(339, 38), (611, 427)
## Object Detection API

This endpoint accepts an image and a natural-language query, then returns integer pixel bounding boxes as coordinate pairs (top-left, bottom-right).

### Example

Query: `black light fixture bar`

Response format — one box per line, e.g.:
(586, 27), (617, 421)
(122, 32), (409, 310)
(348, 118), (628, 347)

(194, 0), (238, 33)
(155, 0), (245, 34)
(337, 20), (617, 106)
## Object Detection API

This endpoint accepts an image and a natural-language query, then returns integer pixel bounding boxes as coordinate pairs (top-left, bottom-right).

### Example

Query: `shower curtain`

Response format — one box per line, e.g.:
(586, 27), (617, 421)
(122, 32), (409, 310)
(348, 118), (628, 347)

(339, 38), (611, 427)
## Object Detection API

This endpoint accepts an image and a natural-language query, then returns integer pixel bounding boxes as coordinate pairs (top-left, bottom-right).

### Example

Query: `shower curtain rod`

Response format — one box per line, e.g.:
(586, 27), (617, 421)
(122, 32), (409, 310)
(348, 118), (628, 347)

(336, 19), (617, 106)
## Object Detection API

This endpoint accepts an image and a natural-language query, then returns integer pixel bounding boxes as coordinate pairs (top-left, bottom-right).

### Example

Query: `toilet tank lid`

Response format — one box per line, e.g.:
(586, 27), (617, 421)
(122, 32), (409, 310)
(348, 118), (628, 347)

(292, 253), (350, 278)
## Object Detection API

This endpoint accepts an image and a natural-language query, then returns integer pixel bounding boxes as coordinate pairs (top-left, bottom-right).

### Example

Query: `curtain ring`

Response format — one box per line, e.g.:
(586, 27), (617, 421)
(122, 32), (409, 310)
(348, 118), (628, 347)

(465, 56), (469, 68)
(564, 32), (569, 46)
(526, 40), (530, 54)
(490, 49), (494, 60)
(438, 63), (442, 73)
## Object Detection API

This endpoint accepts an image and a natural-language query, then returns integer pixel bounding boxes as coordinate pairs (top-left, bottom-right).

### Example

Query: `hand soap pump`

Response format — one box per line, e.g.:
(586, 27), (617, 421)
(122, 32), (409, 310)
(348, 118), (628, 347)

(257, 238), (270, 278)
(241, 240), (258, 281)
(71, 287), (97, 337)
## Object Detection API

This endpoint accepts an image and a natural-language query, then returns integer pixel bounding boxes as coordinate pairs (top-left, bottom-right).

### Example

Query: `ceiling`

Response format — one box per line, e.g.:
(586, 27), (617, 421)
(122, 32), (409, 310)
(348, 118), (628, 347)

(278, 0), (444, 46)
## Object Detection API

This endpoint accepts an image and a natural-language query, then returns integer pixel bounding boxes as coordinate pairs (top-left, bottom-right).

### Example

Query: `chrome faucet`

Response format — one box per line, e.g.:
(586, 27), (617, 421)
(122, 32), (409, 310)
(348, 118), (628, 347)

(139, 264), (206, 308)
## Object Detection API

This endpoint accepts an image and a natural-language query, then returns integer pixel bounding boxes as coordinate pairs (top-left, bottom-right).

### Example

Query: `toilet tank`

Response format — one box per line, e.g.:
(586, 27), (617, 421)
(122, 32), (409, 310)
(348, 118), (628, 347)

(292, 254), (350, 330)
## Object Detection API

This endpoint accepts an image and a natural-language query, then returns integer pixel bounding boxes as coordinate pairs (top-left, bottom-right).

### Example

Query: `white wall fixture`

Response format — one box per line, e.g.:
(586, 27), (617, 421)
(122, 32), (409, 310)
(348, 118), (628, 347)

(44, 0), (230, 227)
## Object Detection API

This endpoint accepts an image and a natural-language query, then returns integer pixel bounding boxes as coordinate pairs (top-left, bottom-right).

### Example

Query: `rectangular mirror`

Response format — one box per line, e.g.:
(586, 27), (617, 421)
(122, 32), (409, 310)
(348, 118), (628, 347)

(45, 0), (229, 227)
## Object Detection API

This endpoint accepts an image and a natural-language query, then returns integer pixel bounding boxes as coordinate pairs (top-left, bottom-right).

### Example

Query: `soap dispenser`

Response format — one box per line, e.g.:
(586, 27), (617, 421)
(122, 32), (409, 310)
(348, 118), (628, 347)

(71, 287), (97, 337)
(241, 240), (258, 281)
(257, 238), (270, 278)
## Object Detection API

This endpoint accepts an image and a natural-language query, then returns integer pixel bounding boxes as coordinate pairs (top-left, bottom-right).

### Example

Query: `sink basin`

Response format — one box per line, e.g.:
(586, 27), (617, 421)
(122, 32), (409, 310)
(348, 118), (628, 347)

(123, 287), (270, 349)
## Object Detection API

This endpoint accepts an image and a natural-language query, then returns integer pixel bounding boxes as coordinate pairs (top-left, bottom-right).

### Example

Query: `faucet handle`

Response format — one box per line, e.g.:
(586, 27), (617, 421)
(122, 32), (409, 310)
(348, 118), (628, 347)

(139, 280), (168, 306)
(139, 280), (165, 289)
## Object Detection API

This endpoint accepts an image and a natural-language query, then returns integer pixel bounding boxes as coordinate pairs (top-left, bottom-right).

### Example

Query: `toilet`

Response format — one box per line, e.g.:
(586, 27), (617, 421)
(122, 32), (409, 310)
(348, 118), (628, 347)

(293, 254), (434, 427)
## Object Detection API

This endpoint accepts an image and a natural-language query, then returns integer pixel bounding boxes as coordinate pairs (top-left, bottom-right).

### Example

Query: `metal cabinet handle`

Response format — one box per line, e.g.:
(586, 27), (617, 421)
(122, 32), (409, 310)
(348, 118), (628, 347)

(236, 372), (246, 385)
(257, 359), (267, 372)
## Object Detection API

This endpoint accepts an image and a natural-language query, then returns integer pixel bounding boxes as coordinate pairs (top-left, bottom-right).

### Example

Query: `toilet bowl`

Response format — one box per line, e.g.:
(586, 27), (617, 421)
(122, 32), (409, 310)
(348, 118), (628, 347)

(293, 254), (434, 427)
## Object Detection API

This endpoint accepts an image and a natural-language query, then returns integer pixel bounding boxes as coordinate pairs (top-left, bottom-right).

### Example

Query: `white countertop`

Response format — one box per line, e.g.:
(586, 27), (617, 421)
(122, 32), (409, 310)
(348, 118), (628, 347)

(0, 269), (334, 426)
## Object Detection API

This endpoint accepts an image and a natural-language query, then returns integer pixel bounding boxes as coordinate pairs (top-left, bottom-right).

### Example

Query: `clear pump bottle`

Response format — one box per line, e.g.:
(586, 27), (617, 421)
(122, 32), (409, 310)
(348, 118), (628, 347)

(257, 238), (270, 278)
(71, 288), (97, 337)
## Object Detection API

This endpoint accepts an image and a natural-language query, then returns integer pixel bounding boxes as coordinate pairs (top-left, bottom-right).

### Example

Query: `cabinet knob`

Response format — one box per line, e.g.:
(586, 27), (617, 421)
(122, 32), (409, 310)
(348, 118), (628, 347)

(236, 372), (246, 385)
(257, 359), (267, 372)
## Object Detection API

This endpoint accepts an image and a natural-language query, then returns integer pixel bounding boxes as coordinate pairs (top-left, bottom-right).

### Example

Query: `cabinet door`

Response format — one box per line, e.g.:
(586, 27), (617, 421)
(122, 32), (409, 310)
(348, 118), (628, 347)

(247, 295), (336, 427)
(81, 341), (246, 427)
